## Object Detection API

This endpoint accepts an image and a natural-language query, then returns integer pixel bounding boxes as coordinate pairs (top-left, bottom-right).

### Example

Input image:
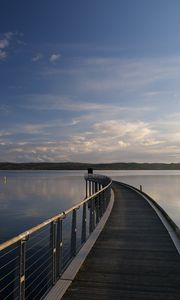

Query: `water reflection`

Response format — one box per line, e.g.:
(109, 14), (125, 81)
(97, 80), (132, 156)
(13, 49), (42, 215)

(0, 170), (179, 243)
(0, 171), (86, 242)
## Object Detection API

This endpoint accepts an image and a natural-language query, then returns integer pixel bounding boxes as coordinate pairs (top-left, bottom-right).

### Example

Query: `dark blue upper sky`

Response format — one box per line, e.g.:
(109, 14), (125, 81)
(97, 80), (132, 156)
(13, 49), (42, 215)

(1, 0), (180, 162)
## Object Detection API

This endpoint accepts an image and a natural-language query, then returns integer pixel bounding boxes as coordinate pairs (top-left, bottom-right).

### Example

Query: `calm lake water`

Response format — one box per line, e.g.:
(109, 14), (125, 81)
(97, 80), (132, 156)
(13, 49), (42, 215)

(0, 170), (179, 243)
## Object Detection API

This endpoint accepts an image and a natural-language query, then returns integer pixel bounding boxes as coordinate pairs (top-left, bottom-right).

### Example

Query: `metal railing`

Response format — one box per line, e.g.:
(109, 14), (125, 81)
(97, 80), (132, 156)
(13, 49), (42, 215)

(0, 174), (112, 300)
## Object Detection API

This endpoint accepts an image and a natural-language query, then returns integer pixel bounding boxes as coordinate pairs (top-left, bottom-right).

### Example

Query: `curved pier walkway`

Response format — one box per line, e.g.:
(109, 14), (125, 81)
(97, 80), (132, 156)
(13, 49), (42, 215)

(61, 181), (179, 299)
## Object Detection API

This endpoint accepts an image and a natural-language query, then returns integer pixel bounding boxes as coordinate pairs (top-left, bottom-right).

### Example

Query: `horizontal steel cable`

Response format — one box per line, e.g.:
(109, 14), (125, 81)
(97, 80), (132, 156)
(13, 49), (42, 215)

(0, 256), (18, 272)
(33, 277), (52, 300)
(26, 239), (51, 263)
(0, 266), (19, 283)
(26, 256), (51, 281)
(25, 261), (52, 290)
(0, 275), (19, 294)
(26, 249), (51, 272)
(0, 245), (18, 260)
(26, 270), (52, 300)
(26, 234), (50, 253)
(28, 226), (49, 242)
(2, 285), (19, 300)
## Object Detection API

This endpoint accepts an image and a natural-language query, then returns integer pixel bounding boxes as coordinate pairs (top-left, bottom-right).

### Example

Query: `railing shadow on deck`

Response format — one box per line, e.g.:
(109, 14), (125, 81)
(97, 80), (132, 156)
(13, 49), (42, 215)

(0, 174), (112, 300)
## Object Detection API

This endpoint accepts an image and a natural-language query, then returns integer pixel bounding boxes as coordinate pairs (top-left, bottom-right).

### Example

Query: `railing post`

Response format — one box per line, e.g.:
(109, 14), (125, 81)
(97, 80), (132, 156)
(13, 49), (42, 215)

(106, 187), (110, 207)
(97, 183), (101, 219)
(102, 188), (106, 214)
(93, 181), (96, 229)
(108, 187), (111, 205)
(86, 179), (88, 198)
(92, 196), (95, 231)
(93, 181), (95, 193)
(89, 181), (95, 233)
(89, 180), (91, 196)
(81, 202), (87, 243)
(99, 184), (103, 217)
(89, 201), (93, 233)
(95, 182), (100, 224)
(104, 189), (107, 210)
(71, 209), (77, 257)
(56, 219), (63, 277)
(19, 239), (26, 300)
(51, 221), (57, 284)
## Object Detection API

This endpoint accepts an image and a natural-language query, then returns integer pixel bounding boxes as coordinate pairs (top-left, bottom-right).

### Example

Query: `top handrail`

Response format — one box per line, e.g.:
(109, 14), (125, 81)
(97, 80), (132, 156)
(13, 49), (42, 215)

(0, 174), (112, 251)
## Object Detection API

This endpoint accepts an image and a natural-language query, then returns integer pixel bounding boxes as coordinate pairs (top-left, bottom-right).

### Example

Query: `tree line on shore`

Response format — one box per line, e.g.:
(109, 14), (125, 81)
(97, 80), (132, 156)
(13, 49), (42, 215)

(0, 162), (180, 170)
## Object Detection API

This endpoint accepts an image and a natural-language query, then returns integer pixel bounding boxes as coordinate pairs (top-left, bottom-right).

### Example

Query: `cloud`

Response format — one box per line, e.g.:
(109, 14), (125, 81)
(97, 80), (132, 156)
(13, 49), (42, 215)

(20, 123), (50, 134)
(49, 53), (61, 63)
(58, 56), (180, 97)
(0, 105), (9, 114)
(2, 115), (180, 163)
(20, 93), (154, 118)
(0, 33), (11, 60)
(0, 38), (9, 49)
(2, 49), (180, 162)
(0, 50), (7, 60)
(92, 120), (161, 151)
(0, 118), (81, 141)
(0, 119), (166, 162)
(0, 31), (23, 61)
(8, 122), (54, 136)
(0, 130), (11, 137)
(32, 53), (43, 62)
(39, 55), (180, 121)
(80, 58), (165, 93)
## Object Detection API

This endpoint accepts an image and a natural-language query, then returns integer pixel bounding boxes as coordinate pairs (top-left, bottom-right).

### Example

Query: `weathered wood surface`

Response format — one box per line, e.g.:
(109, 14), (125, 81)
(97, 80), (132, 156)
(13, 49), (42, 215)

(62, 181), (180, 300)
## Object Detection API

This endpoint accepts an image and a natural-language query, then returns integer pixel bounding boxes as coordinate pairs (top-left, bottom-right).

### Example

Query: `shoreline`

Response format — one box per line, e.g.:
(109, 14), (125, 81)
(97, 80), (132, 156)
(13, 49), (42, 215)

(1, 162), (180, 170)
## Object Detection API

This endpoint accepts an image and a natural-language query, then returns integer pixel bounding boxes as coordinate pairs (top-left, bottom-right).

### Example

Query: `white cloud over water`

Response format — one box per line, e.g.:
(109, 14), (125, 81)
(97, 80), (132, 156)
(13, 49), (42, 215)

(49, 53), (61, 63)
(0, 31), (24, 61)
(2, 115), (180, 163)
(32, 53), (43, 62)
(0, 32), (12, 60)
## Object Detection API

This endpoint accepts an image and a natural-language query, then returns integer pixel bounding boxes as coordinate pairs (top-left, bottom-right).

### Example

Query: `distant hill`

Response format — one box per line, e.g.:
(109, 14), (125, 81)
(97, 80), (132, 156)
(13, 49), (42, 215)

(0, 162), (180, 170)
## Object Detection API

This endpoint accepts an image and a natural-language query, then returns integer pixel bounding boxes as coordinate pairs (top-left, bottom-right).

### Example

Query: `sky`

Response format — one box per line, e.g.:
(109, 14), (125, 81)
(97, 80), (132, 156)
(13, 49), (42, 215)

(1, 0), (180, 163)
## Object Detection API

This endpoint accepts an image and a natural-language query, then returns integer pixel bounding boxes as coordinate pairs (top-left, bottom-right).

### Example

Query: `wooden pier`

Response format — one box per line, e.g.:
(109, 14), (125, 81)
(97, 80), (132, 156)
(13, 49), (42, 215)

(60, 181), (180, 300)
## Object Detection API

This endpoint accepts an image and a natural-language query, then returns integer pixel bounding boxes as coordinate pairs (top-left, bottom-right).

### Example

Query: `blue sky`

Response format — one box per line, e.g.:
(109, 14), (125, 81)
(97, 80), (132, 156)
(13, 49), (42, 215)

(1, 0), (180, 162)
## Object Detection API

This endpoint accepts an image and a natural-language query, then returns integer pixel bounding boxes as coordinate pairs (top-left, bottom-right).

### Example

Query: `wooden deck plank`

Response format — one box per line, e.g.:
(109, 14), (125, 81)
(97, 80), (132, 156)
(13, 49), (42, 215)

(60, 182), (180, 300)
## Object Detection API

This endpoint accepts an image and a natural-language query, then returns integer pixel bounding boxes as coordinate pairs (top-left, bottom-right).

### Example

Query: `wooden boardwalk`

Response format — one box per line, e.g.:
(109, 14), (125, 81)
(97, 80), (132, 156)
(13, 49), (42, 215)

(61, 181), (180, 300)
